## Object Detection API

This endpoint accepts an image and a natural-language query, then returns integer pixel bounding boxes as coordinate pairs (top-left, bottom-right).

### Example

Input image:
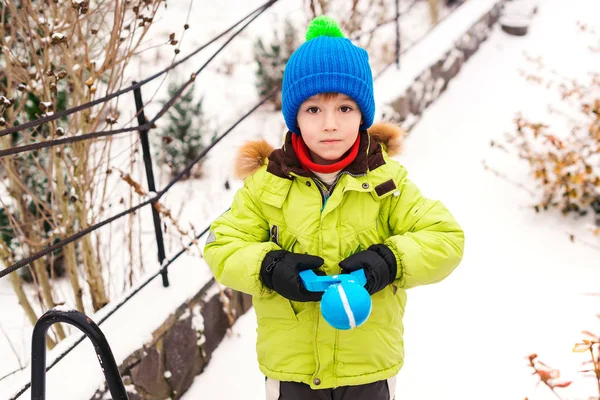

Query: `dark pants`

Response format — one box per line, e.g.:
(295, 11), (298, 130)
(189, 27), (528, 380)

(265, 377), (396, 400)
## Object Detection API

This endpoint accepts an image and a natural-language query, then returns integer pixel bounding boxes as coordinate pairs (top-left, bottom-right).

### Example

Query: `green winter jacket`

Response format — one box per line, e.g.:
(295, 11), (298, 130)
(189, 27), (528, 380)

(204, 124), (464, 389)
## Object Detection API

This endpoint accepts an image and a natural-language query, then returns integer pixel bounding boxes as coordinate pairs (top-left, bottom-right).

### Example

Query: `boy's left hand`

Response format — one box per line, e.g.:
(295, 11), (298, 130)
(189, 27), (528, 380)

(339, 244), (397, 295)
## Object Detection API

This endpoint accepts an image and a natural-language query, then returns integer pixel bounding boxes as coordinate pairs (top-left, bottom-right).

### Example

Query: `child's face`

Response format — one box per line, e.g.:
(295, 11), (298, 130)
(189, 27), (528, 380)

(296, 93), (362, 165)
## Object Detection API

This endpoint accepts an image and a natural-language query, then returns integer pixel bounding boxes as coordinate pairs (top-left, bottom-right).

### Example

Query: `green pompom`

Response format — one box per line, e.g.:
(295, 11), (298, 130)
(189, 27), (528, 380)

(305, 16), (345, 41)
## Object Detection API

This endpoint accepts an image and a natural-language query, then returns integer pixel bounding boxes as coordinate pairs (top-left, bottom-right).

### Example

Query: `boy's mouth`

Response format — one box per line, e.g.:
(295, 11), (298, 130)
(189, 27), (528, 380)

(321, 139), (341, 143)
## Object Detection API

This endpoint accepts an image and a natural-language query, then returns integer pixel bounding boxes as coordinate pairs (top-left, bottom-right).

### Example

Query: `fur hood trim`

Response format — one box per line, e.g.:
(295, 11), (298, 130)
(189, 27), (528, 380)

(233, 122), (405, 180)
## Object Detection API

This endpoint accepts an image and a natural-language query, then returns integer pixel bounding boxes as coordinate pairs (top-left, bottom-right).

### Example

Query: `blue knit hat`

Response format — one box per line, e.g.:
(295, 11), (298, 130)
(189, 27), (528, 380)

(281, 16), (375, 134)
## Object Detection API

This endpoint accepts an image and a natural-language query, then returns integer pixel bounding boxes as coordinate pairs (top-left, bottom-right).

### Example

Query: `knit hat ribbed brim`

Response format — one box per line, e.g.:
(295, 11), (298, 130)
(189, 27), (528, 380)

(281, 16), (375, 134)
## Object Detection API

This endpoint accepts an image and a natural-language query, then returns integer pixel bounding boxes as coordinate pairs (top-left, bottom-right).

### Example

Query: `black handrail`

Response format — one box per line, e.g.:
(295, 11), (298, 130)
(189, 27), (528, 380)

(31, 308), (128, 400)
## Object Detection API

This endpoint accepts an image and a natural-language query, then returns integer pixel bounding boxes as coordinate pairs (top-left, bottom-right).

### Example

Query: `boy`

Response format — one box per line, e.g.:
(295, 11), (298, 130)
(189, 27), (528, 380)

(204, 16), (464, 400)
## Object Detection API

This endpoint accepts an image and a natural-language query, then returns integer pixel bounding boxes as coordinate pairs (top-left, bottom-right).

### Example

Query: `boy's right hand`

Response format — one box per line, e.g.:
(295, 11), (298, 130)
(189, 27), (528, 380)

(260, 250), (324, 302)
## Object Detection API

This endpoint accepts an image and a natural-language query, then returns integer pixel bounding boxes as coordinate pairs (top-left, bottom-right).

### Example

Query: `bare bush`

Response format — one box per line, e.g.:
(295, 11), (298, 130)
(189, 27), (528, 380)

(526, 328), (600, 400)
(0, 0), (164, 346)
(490, 25), (600, 234)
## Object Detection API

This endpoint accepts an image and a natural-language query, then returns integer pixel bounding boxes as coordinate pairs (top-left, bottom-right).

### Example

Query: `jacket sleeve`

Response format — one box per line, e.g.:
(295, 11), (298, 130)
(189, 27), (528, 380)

(383, 170), (464, 289)
(203, 170), (280, 296)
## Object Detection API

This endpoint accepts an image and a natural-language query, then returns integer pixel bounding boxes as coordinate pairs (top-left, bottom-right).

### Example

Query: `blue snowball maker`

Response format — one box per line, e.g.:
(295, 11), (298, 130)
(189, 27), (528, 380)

(320, 280), (372, 330)
(299, 269), (372, 330)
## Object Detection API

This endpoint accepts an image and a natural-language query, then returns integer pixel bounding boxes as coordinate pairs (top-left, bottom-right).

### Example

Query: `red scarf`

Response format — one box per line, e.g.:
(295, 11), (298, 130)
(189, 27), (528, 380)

(291, 134), (360, 173)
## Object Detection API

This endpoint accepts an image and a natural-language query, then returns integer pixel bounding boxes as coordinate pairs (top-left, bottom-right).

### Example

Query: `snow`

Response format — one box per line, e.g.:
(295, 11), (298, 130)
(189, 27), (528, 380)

(374, 0), (501, 114)
(1, 0), (600, 399)
(182, 309), (262, 399)
(503, 0), (539, 18)
(50, 305), (78, 313)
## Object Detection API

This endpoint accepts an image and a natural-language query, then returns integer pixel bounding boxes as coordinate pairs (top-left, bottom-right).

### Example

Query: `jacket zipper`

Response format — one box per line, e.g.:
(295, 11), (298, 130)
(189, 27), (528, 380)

(265, 257), (279, 273)
(312, 171), (367, 210)
(312, 178), (330, 211)
(270, 225), (279, 245)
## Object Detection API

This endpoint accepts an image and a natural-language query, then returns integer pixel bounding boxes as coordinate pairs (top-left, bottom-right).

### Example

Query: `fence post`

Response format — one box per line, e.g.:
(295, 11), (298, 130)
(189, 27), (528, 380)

(396, 0), (401, 69)
(132, 82), (169, 287)
(31, 308), (129, 400)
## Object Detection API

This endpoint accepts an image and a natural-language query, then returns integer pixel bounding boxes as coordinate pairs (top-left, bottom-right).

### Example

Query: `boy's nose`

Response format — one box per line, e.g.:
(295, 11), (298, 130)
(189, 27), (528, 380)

(323, 112), (338, 131)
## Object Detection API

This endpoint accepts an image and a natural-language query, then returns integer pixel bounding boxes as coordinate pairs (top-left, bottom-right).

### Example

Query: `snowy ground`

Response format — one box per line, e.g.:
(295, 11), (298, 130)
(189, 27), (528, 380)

(182, 1), (600, 400)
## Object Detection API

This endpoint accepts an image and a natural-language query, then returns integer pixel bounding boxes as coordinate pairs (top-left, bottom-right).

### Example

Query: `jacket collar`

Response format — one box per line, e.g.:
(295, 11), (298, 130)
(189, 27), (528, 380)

(267, 130), (386, 179)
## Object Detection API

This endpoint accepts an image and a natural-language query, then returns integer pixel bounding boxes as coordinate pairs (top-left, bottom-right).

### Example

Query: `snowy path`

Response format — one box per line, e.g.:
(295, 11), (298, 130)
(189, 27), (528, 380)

(182, 1), (600, 399)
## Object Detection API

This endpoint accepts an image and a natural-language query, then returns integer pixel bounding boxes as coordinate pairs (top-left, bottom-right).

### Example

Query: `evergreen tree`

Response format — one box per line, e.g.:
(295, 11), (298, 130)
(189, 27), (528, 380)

(157, 80), (213, 179)
(253, 19), (298, 110)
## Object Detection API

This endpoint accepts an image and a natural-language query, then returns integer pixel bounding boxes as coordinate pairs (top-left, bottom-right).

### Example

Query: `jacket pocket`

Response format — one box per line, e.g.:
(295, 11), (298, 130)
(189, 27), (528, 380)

(356, 225), (382, 250)
(269, 224), (301, 252)
(358, 280), (404, 331)
(254, 293), (299, 328)
(341, 225), (381, 259)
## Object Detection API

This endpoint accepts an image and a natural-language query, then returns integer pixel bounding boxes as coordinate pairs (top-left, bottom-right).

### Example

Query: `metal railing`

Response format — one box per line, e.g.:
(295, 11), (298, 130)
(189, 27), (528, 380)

(31, 308), (128, 400)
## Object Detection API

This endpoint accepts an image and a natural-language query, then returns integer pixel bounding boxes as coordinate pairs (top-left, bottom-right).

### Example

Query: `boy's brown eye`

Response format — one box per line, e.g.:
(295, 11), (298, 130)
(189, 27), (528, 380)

(340, 106), (352, 112)
(307, 107), (319, 113)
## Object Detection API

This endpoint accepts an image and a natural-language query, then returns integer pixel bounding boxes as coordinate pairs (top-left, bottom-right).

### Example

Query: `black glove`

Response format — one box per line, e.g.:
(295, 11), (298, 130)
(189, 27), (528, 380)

(260, 250), (324, 302)
(339, 244), (397, 295)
